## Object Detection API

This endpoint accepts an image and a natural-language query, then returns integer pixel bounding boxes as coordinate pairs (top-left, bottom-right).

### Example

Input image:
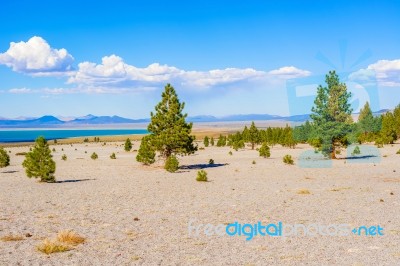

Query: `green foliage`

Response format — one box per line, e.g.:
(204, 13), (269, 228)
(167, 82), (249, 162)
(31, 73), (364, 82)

(147, 84), (197, 158)
(351, 146), (361, 156)
(136, 136), (156, 165)
(61, 154), (67, 161)
(22, 136), (56, 182)
(396, 149), (400, 154)
(310, 71), (353, 158)
(216, 134), (227, 147)
(293, 121), (313, 143)
(228, 151), (233, 156)
(356, 102), (382, 143)
(165, 155), (179, 173)
(91, 152), (98, 160)
(378, 112), (397, 144)
(204, 136), (209, 147)
(209, 159), (214, 165)
(196, 170), (208, 182)
(248, 121), (260, 149)
(0, 147), (10, 168)
(83, 138), (89, 143)
(52, 148), (56, 152)
(93, 137), (100, 142)
(124, 138), (132, 151)
(259, 143), (271, 158)
(283, 154), (294, 165)
(252, 160), (256, 165)
(110, 153), (116, 159)
(210, 137), (215, 146)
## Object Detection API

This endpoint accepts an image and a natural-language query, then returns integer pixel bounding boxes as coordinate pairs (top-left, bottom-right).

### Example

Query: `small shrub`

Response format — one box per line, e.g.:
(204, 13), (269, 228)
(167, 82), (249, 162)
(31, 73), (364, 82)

(136, 136), (155, 165)
(61, 154), (67, 161)
(52, 148), (56, 152)
(396, 149), (400, 155)
(85, 151), (87, 154)
(165, 155), (179, 172)
(252, 160), (256, 165)
(297, 189), (310, 195)
(351, 146), (361, 156)
(37, 239), (71, 254)
(204, 136), (209, 147)
(259, 143), (271, 158)
(61, 148), (64, 151)
(124, 138), (132, 151)
(0, 147), (10, 168)
(228, 151), (233, 156)
(110, 153), (116, 159)
(0, 234), (24, 242)
(91, 152), (98, 160)
(53, 139), (57, 144)
(16, 152), (27, 156)
(283, 154), (294, 165)
(199, 147), (205, 150)
(210, 137), (215, 146)
(83, 138), (89, 143)
(209, 159), (214, 165)
(196, 170), (208, 182)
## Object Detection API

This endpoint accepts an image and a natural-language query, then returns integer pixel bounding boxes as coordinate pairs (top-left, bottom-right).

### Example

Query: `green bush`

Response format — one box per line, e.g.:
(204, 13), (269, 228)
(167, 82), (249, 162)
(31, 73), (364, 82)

(209, 159), (214, 165)
(0, 147), (10, 168)
(210, 137), (215, 146)
(83, 138), (89, 143)
(252, 160), (256, 165)
(124, 138), (132, 151)
(91, 152), (98, 160)
(283, 154), (294, 165)
(196, 170), (208, 182)
(52, 148), (56, 152)
(259, 143), (271, 158)
(22, 136), (56, 182)
(61, 154), (67, 161)
(228, 151), (233, 156)
(204, 136), (209, 147)
(110, 153), (116, 159)
(136, 136), (156, 165)
(165, 155), (179, 173)
(351, 146), (361, 156)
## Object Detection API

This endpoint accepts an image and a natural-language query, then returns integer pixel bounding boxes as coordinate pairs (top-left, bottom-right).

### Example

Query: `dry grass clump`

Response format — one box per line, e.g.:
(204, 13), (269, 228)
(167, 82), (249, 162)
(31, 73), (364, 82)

(297, 189), (311, 195)
(36, 230), (85, 254)
(37, 239), (71, 254)
(57, 230), (85, 246)
(1, 234), (24, 241)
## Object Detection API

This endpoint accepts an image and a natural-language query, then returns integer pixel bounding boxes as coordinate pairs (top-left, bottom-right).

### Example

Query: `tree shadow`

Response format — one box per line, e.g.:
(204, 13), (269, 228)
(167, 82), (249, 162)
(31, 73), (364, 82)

(180, 163), (228, 170)
(56, 178), (96, 183)
(345, 155), (378, 160)
(1, 170), (18, 174)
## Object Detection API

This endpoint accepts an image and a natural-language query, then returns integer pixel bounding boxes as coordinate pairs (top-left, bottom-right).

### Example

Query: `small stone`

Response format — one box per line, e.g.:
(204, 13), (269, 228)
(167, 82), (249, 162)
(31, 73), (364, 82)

(133, 217), (140, 221)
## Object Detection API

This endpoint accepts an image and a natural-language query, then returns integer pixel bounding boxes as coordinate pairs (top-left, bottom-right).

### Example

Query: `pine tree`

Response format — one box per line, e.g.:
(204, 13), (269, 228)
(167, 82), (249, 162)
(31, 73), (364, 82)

(393, 104), (400, 137)
(146, 84), (197, 163)
(136, 136), (156, 165)
(124, 138), (132, 151)
(204, 136), (209, 147)
(242, 126), (250, 142)
(0, 147), (10, 168)
(259, 143), (271, 158)
(379, 112), (397, 144)
(310, 71), (353, 158)
(248, 121), (259, 149)
(22, 136), (56, 182)
(210, 137), (215, 146)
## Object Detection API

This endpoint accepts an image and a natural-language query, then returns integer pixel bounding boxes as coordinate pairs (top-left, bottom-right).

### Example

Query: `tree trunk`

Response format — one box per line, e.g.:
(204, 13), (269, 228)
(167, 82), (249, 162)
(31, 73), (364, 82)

(331, 144), (337, 159)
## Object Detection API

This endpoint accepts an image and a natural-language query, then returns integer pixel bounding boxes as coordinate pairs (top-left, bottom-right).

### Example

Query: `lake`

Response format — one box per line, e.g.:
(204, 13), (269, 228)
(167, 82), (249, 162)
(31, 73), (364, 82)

(0, 129), (148, 143)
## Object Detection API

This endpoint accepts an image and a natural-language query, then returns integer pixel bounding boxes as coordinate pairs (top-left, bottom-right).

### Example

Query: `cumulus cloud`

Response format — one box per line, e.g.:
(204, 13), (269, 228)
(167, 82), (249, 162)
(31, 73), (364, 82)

(349, 59), (400, 87)
(68, 55), (310, 90)
(0, 36), (74, 76)
(8, 88), (32, 94)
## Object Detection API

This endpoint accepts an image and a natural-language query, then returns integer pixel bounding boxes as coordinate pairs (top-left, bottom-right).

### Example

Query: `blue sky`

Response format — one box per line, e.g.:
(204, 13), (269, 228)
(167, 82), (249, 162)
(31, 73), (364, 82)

(0, 0), (399, 119)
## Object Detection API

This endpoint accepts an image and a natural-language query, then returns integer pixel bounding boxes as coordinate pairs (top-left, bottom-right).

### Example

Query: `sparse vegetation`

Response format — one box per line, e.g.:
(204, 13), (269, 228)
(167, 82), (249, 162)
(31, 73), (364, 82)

(91, 152), (98, 160)
(196, 170), (208, 182)
(16, 152), (27, 156)
(61, 154), (67, 161)
(210, 137), (215, 146)
(0, 147), (10, 168)
(209, 159), (214, 165)
(297, 189), (311, 195)
(228, 151), (233, 155)
(1, 234), (24, 242)
(164, 154), (179, 173)
(204, 136), (209, 147)
(110, 153), (116, 159)
(259, 143), (271, 158)
(136, 136), (155, 165)
(124, 138), (132, 151)
(83, 138), (89, 143)
(52, 148), (56, 152)
(22, 136), (56, 182)
(252, 160), (256, 165)
(57, 230), (85, 246)
(351, 146), (361, 156)
(283, 154), (294, 165)
(37, 239), (71, 254)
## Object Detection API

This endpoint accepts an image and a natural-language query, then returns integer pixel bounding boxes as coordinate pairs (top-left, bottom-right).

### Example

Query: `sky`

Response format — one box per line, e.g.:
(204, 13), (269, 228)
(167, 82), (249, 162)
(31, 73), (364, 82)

(0, 0), (399, 119)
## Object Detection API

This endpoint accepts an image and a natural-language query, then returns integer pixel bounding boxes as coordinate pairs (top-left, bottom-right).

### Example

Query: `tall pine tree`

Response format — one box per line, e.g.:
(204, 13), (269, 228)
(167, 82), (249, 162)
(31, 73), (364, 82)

(310, 71), (353, 158)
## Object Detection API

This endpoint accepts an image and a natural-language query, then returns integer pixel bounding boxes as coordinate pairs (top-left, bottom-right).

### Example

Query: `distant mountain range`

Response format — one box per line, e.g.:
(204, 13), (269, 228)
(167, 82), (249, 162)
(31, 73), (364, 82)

(0, 110), (390, 128)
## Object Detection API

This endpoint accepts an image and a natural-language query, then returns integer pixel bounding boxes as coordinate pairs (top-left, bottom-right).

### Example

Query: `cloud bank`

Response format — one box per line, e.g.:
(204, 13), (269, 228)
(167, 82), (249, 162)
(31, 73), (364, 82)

(349, 59), (400, 87)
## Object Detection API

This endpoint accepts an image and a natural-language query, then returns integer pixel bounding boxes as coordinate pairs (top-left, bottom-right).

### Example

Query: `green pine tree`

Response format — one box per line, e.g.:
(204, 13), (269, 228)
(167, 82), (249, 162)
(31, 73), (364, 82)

(210, 137), (215, 146)
(22, 136), (56, 182)
(379, 112), (397, 144)
(146, 84), (197, 164)
(136, 136), (156, 165)
(0, 147), (10, 168)
(259, 143), (271, 158)
(393, 104), (400, 137)
(310, 71), (353, 158)
(248, 121), (259, 149)
(124, 138), (132, 151)
(204, 136), (209, 147)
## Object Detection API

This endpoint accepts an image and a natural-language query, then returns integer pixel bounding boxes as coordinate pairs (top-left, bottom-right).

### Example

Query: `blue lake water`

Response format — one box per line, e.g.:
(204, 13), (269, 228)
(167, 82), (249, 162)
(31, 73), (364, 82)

(0, 129), (148, 143)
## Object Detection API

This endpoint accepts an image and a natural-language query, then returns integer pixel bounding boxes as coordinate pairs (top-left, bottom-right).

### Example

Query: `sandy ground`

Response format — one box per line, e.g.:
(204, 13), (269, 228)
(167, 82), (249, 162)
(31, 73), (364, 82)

(0, 141), (399, 265)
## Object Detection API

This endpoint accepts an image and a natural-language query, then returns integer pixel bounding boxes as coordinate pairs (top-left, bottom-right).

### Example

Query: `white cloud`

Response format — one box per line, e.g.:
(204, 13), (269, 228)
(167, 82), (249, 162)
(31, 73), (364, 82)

(8, 88), (32, 94)
(0, 36), (74, 76)
(68, 55), (311, 90)
(267, 66), (311, 79)
(349, 59), (400, 87)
